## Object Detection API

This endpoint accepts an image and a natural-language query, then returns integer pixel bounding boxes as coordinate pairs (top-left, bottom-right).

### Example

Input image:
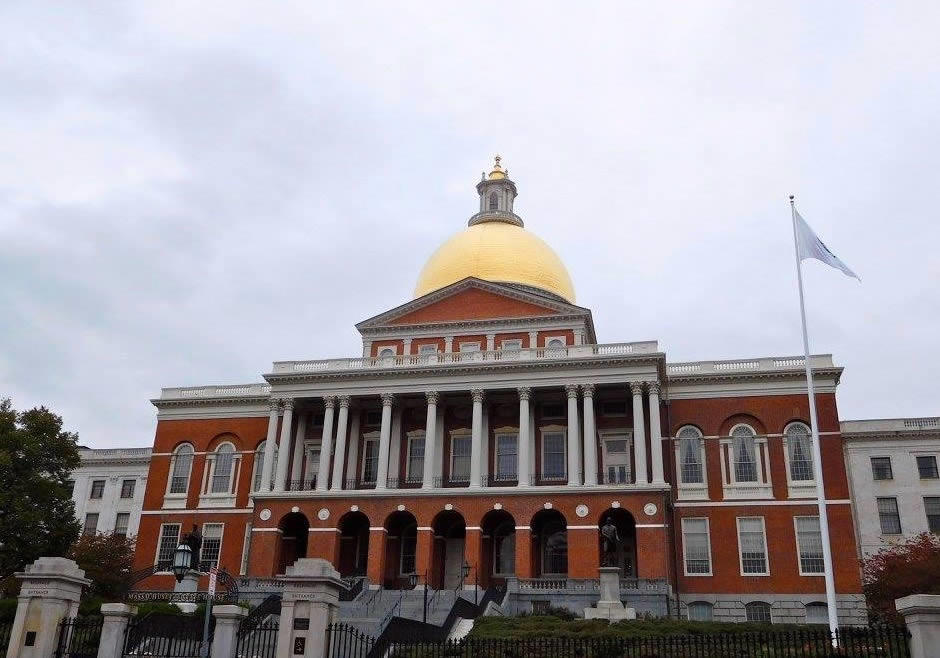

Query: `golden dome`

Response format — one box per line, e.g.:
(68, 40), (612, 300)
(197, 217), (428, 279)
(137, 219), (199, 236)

(414, 222), (576, 302)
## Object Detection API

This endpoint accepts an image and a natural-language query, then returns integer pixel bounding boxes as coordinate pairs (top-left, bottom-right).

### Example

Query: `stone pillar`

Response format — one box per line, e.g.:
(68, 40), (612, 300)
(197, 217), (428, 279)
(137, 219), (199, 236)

(375, 394), (394, 491)
(6, 557), (90, 658)
(330, 397), (350, 491)
(210, 605), (248, 658)
(444, 336), (453, 353)
(581, 384), (597, 486)
(630, 382), (648, 485)
(514, 528), (533, 579)
(172, 570), (201, 614)
(366, 528), (387, 586)
(896, 594), (940, 658)
(584, 567), (636, 621)
(469, 389), (485, 488)
(291, 413), (307, 485)
(485, 334), (495, 351)
(261, 400), (281, 492)
(402, 338), (412, 356)
(276, 559), (344, 658)
(274, 399), (295, 492)
(528, 331), (538, 348)
(565, 385), (581, 486)
(316, 397), (336, 491)
(647, 382), (665, 485)
(422, 392), (439, 489)
(517, 388), (532, 486)
(97, 603), (136, 658)
(344, 411), (361, 486)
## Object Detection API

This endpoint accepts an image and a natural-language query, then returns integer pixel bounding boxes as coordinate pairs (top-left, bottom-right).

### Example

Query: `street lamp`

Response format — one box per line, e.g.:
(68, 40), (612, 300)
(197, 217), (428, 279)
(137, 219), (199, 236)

(406, 573), (429, 623)
(172, 543), (193, 583)
(461, 562), (478, 605)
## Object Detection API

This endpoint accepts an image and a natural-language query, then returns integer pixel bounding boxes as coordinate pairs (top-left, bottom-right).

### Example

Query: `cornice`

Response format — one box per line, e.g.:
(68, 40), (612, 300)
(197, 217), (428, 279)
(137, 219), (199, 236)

(152, 395), (271, 410)
(360, 313), (592, 338)
(666, 366), (843, 387)
(843, 430), (940, 442)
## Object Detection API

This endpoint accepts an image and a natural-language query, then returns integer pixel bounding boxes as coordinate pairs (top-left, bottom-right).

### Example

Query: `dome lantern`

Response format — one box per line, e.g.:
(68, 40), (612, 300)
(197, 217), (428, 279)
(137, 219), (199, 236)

(470, 155), (523, 227)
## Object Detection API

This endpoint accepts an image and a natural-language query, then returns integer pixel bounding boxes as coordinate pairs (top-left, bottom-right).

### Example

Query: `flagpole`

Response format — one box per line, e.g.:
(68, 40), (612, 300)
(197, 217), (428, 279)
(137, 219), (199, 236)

(789, 195), (839, 645)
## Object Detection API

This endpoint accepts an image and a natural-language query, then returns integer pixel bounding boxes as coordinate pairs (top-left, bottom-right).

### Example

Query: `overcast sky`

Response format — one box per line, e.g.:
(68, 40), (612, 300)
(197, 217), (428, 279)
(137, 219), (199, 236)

(2, 3), (938, 448)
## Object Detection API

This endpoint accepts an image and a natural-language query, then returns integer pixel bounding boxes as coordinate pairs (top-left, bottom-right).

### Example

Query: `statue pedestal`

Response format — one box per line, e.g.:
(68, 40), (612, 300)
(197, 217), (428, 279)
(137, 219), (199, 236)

(172, 570), (201, 614)
(584, 567), (636, 622)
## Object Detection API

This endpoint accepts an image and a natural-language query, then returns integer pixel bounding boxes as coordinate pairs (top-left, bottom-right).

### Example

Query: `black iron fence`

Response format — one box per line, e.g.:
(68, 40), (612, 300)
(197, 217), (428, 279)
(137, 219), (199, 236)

(235, 618), (278, 658)
(123, 612), (213, 658)
(54, 617), (103, 658)
(327, 623), (375, 658)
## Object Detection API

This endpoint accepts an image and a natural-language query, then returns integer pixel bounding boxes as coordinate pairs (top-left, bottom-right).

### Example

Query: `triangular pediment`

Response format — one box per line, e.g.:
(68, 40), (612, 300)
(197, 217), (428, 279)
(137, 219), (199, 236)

(357, 277), (591, 330)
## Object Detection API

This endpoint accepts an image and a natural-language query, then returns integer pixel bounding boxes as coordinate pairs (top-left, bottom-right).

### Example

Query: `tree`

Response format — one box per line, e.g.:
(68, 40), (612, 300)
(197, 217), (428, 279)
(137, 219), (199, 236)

(68, 533), (136, 600)
(862, 532), (940, 623)
(0, 398), (81, 595)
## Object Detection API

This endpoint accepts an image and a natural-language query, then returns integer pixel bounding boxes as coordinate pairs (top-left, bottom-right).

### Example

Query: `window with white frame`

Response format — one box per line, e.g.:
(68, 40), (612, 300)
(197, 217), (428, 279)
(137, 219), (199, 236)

(677, 426), (704, 484)
(737, 517), (769, 575)
(252, 441), (277, 492)
(805, 602), (829, 625)
(495, 432), (518, 480)
(450, 434), (471, 482)
(406, 433), (425, 483)
(795, 516), (825, 574)
(682, 518), (712, 575)
(208, 443), (236, 494)
(200, 523), (224, 569)
(304, 445), (321, 488)
(731, 425), (759, 483)
(90, 480), (105, 499)
(156, 523), (181, 567)
(877, 497), (902, 534)
(361, 438), (378, 483)
(745, 601), (772, 623)
(83, 513), (98, 536)
(687, 601), (713, 621)
(114, 513), (130, 538)
(120, 480), (136, 499)
(925, 497), (940, 533)
(785, 422), (814, 482)
(500, 339), (522, 351)
(602, 434), (631, 484)
(168, 444), (194, 494)
(541, 431), (566, 480)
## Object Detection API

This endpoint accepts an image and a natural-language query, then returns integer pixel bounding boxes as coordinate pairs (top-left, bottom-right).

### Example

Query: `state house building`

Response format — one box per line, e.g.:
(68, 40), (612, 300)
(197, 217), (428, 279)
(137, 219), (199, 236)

(135, 158), (865, 625)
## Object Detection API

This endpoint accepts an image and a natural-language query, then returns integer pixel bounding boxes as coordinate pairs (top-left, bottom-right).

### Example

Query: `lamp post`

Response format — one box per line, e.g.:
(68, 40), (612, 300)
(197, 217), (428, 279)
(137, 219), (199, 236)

(172, 543), (211, 658)
(407, 572), (429, 624)
(461, 562), (478, 606)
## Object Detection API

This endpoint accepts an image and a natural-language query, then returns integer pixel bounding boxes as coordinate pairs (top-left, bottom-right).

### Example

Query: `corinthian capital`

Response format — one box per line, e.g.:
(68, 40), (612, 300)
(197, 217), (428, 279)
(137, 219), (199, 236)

(629, 381), (644, 396)
(470, 389), (486, 404)
(380, 392), (395, 407)
(517, 387), (532, 401)
(425, 391), (440, 405)
(646, 381), (661, 397)
(268, 398), (282, 412)
(580, 383), (595, 397)
(323, 395), (336, 409)
(565, 384), (580, 399)
(282, 398), (295, 411)
(338, 395), (351, 409)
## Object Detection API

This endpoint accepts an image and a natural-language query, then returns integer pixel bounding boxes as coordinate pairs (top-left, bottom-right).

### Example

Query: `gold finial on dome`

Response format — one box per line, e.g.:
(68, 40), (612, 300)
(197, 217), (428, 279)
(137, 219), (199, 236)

(487, 154), (507, 180)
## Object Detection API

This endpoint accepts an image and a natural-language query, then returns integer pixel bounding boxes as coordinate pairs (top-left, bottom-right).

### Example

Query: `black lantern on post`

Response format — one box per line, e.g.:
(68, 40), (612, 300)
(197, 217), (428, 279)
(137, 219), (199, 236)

(407, 573), (418, 589)
(172, 542), (193, 583)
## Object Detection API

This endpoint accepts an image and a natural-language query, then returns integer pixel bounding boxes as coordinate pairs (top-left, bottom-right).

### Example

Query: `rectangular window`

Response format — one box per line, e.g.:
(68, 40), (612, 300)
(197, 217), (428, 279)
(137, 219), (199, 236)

(795, 516), (825, 574)
(877, 497), (902, 534)
(406, 436), (425, 483)
(542, 432), (566, 480)
(917, 455), (939, 479)
(83, 513), (99, 536)
(458, 342), (481, 352)
(924, 497), (940, 533)
(114, 513), (130, 537)
(450, 436), (471, 482)
(603, 437), (631, 484)
(120, 479), (136, 499)
(90, 480), (105, 499)
(361, 439), (378, 483)
(870, 457), (893, 481)
(418, 344), (439, 356)
(737, 517), (768, 575)
(682, 518), (711, 575)
(495, 433), (518, 480)
(499, 339), (522, 351)
(200, 523), (224, 569)
(156, 523), (181, 567)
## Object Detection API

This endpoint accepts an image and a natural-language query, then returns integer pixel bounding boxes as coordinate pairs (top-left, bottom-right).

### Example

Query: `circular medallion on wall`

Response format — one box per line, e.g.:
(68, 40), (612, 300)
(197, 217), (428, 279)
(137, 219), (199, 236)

(258, 508), (271, 521)
(291, 506), (300, 513)
(350, 505), (359, 512)
(611, 501), (621, 509)
(543, 502), (553, 510)
(493, 503), (503, 510)
(644, 503), (658, 517)
(397, 504), (406, 512)
(575, 504), (589, 518)
(317, 508), (330, 521)
(444, 503), (453, 511)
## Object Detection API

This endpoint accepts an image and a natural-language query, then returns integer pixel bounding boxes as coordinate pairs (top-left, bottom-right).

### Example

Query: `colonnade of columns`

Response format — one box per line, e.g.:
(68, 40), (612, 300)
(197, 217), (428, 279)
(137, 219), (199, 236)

(259, 381), (665, 493)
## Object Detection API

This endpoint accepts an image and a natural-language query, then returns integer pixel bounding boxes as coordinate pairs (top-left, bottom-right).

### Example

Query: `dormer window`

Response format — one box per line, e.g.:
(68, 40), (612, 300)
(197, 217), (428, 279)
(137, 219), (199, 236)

(488, 192), (498, 210)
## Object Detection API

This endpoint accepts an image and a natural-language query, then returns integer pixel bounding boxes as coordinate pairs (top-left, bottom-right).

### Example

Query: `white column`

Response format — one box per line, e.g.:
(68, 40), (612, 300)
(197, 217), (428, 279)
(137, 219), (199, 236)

(469, 389), (485, 488)
(389, 407), (403, 487)
(290, 413), (307, 487)
(316, 397), (336, 491)
(565, 384), (581, 486)
(344, 410), (361, 485)
(273, 399), (294, 492)
(403, 338), (412, 356)
(630, 382), (648, 485)
(517, 388), (532, 486)
(422, 391), (439, 489)
(375, 393), (394, 490)
(330, 396), (350, 491)
(486, 333), (495, 351)
(444, 336), (454, 353)
(528, 331), (538, 349)
(647, 382), (665, 485)
(582, 384), (598, 486)
(261, 399), (280, 492)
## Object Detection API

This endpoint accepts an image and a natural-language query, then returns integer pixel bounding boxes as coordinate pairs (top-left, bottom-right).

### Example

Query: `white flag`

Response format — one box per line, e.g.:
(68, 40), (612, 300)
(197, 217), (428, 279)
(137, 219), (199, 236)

(794, 209), (860, 280)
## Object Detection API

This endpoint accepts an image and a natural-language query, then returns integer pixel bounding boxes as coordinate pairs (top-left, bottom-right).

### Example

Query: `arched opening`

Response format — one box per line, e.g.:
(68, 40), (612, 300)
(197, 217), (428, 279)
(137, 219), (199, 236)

(531, 509), (567, 577)
(336, 511), (370, 577)
(431, 510), (466, 589)
(488, 192), (498, 211)
(277, 512), (309, 574)
(384, 511), (418, 589)
(598, 508), (637, 577)
(480, 510), (515, 588)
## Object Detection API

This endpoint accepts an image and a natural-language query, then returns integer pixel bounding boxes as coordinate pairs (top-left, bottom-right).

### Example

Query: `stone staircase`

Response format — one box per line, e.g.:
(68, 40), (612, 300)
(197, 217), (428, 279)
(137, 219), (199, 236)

(335, 587), (480, 638)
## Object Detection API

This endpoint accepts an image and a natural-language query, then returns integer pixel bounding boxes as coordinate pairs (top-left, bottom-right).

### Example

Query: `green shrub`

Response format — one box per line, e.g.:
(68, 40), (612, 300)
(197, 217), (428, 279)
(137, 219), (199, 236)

(0, 598), (18, 622)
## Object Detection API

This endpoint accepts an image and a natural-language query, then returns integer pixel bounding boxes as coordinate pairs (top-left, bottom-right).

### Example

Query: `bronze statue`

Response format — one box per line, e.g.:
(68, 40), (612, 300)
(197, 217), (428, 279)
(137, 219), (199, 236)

(600, 518), (620, 567)
(183, 524), (202, 559)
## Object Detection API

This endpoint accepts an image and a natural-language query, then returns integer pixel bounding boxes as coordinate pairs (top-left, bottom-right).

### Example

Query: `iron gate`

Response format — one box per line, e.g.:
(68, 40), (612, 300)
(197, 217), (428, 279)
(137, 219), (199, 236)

(123, 612), (213, 658)
(326, 623), (375, 658)
(54, 617), (102, 658)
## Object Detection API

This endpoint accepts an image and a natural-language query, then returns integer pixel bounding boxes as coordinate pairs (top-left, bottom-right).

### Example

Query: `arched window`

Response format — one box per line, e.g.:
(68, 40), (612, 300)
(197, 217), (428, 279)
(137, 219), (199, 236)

(252, 441), (278, 492)
(542, 520), (568, 576)
(546, 338), (566, 349)
(731, 424), (758, 482)
(210, 443), (236, 494)
(687, 601), (713, 621)
(168, 443), (194, 494)
(805, 602), (829, 625)
(745, 601), (772, 623)
(488, 192), (498, 210)
(378, 347), (395, 359)
(785, 422), (814, 482)
(493, 521), (516, 576)
(677, 426), (704, 484)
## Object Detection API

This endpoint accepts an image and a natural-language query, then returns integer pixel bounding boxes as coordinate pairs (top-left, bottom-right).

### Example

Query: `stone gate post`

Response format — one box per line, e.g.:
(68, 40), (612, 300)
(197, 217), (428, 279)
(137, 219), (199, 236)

(275, 559), (344, 658)
(210, 605), (248, 658)
(896, 594), (940, 658)
(96, 604), (136, 658)
(5, 557), (90, 658)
